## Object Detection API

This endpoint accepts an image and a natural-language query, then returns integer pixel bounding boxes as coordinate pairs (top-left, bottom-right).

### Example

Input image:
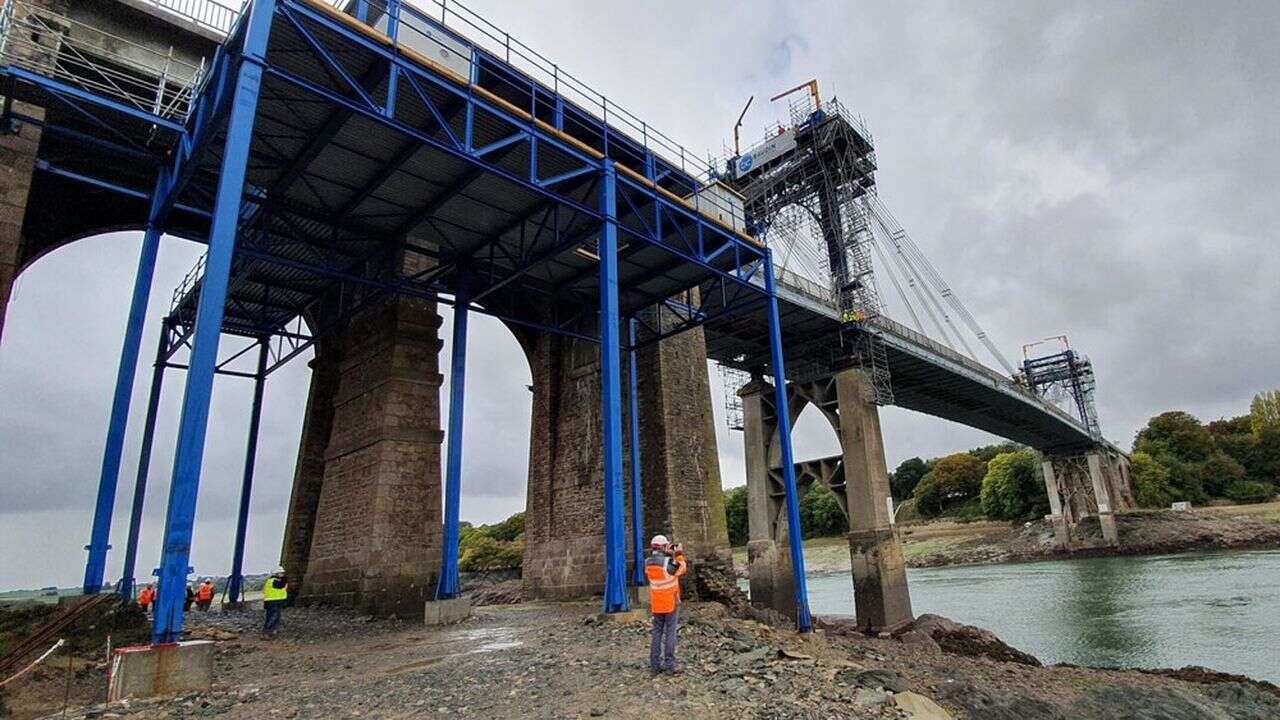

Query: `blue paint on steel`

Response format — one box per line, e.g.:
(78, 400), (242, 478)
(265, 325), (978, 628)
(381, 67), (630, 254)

(437, 273), (469, 601)
(763, 251), (812, 633)
(627, 318), (645, 587)
(151, 0), (275, 645)
(83, 170), (171, 595)
(227, 339), (270, 604)
(2, 67), (186, 134)
(598, 161), (629, 613)
(118, 324), (169, 599)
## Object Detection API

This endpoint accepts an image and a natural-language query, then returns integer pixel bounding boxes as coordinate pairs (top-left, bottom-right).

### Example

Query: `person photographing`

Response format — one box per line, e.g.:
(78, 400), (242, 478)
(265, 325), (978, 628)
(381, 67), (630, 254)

(644, 535), (687, 675)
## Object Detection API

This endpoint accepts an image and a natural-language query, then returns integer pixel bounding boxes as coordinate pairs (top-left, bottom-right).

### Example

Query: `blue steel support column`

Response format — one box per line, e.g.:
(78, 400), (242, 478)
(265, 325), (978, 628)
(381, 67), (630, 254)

(117, 323), (170, 599)
(436, 274), (469, 600)
(763, 251), (812, 632)
(227, 339), (270, 604)
(152, 0), (274, 644)
(83, 171), (171, 594)
(599, 161), (628, 612)
(627, 318), (645, 586)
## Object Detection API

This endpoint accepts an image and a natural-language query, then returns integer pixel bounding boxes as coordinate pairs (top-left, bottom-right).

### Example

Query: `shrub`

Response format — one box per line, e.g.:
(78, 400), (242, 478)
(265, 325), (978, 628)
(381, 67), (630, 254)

(1130, 451), (1177, 508)
(458, 533), (522, 572)
(485, 512), (525, 542)
(980, 450), (1047, 521)
(1223, 480), (1276, 505)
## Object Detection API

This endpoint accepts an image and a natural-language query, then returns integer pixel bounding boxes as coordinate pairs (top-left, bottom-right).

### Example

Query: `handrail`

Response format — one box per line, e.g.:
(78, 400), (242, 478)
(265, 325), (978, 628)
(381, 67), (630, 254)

(0, 0), (206, 120)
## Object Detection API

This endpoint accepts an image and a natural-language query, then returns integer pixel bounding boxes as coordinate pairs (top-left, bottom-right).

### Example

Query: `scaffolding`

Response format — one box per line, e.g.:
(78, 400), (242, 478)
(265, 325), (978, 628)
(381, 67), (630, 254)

(1019, 337), (1101, 439)
(723, 93), (893, 404)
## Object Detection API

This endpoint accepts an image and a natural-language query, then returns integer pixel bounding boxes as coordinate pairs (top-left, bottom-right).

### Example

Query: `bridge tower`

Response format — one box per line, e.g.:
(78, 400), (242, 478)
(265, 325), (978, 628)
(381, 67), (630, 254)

(723, 91), (913, 632)
(1020, 338), (1135, 547)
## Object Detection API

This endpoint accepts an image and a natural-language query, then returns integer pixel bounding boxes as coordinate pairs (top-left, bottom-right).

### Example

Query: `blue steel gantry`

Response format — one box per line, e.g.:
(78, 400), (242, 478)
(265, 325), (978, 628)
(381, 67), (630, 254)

(2, 0), (816, 641)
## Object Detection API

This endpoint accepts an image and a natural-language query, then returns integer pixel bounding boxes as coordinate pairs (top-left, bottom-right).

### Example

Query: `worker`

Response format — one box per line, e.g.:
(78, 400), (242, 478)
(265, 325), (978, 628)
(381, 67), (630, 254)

(183, 583), (195, 613)
(644, 534), (687, 675)
(196, 579), (215, 612)
(262, 566), (289, 636)
(137, 584), (155, 615)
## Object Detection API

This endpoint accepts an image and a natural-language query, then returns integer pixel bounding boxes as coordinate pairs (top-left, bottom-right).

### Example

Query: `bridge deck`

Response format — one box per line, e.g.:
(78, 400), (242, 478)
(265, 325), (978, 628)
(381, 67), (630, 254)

(154, 0), (1098, 453)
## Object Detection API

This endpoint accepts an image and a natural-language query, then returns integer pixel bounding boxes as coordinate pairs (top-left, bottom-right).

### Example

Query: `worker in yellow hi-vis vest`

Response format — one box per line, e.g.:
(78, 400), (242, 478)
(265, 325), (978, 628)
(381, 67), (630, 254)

(262, 566), (289, 636)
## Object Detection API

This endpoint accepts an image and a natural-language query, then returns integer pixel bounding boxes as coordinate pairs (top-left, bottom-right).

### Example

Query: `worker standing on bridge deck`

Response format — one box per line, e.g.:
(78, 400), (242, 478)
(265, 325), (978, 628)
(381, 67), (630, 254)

(645, 535), (687, 675)
(196, 579), (215, 611)
(262, 567), (289, 636)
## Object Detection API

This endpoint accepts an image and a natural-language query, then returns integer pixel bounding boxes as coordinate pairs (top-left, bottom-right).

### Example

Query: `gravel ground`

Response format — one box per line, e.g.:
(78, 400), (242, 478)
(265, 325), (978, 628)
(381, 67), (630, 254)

(15, 599), (1280, 720)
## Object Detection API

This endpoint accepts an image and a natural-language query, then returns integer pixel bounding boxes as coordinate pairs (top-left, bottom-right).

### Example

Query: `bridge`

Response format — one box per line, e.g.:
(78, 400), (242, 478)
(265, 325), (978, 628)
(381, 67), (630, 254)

(0, 0), (1132, 645)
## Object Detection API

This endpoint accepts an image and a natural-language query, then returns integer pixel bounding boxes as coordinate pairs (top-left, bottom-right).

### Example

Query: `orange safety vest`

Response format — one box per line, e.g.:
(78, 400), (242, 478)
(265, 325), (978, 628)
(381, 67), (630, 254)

(137, 587), (154, 606)
(644, 551), (686, 615)
(196, 583), (214, 602)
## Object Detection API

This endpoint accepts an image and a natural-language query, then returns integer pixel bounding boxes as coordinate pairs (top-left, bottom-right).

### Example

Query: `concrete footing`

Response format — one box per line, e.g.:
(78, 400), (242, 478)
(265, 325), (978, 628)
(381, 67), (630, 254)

(424, 596), (472, 625)
(107, 641), (214, 701)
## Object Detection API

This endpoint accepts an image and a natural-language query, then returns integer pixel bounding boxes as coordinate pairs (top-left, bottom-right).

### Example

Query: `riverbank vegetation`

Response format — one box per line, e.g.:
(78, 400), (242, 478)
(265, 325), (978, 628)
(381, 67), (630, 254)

(724, 390), (1280, 545)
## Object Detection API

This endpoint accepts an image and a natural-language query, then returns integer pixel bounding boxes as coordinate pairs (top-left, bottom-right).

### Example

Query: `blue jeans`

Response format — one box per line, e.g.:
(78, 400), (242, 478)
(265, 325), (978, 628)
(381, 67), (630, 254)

(264, 602), (282, 634)
(650, 608), (679, 671)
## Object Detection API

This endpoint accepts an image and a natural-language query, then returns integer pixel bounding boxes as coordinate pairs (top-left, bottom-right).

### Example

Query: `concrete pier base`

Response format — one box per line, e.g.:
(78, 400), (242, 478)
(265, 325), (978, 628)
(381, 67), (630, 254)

(746, 539), (795, 619)
(847, 529), (913, 632)
(423, 596), (472, 625)
(107, 641), (214, 701)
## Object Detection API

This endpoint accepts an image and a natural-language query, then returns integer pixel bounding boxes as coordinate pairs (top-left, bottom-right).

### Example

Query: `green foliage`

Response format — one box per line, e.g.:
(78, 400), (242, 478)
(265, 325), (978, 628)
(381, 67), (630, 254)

(724, 485), (749, 547)
(890, 457), (929, 501)
(485, 512), (525, 542)
(1197, 453), (1246, 497)
(1223, 480), (1276, 505)
(912, 453), (986, 518)
(1130, 451), (1178, 508)
(979, 450), (1047, 521)
(1251, 390), (1280, 435)
(968, 442), (1023, 464)
(458, 533), (522, 572)
(799, 483), (847, 539)
(456, 513), (525, 572)
(1134, 411), (1216, 463)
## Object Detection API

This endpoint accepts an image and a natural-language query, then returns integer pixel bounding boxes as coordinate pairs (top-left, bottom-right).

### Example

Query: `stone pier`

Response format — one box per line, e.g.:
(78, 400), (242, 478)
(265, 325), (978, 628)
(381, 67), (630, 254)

(835, 368), (913, 632)
(298, 294), (445, 616)
(741, 367), (913, 632)
(520, 320), (729, 600)
(1039, 447), (1133, 548)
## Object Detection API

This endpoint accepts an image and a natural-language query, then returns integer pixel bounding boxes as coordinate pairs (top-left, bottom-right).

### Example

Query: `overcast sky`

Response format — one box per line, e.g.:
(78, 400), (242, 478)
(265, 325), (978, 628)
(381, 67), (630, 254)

(2, 0), (1277, 591)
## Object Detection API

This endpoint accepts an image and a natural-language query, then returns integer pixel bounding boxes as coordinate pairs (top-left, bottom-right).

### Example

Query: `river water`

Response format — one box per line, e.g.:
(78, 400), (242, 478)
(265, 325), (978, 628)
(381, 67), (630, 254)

(803, 549), (1280, 683)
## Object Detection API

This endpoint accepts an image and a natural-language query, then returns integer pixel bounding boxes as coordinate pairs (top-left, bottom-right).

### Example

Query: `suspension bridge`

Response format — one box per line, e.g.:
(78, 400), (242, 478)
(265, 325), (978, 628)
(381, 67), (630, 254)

(0, 0), (1132, 662)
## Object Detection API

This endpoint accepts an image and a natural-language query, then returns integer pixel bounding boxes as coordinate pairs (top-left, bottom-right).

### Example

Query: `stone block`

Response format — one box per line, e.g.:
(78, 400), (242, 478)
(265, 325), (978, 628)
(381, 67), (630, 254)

(423, 596), (472, 625)
(107, 641), (214, 701)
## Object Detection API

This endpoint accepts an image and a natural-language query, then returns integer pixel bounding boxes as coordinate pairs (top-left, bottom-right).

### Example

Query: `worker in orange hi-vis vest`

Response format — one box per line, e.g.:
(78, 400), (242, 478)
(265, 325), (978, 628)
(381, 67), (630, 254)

(644, 534), (688, 675)
(195, 579), (215, 611)
(137, 584), (156, 615)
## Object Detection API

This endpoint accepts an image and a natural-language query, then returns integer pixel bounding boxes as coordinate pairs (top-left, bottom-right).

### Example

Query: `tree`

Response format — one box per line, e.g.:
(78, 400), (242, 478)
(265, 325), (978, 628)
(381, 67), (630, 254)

(799, 483), (846, 539)
(723, 485), (749, 547)
(968, 442), (1023, 464)
(912, 453), (986, 518)
(486, 512), (525, 542)
(1134, 411), (1216, 463)
(890, 457), (929, 501)
(1251, 390), (1280, 435)
(1130, 451), (1177, 508)
(979, 450), (1047, 521)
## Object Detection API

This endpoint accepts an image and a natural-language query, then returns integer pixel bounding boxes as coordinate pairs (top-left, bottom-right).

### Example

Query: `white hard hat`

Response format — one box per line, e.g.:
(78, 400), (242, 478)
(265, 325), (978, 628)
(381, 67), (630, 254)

(274, 566), (285, 574)
(650, 534), (669, 547)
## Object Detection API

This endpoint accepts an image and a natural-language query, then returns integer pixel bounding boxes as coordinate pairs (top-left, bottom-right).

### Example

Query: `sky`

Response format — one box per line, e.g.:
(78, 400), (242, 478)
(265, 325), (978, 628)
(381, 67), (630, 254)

(2, 0), (1278, 590)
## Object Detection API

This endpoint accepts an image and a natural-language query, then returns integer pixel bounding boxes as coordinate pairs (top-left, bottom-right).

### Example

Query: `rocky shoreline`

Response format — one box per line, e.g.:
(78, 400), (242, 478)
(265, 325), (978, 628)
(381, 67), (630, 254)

(6, 594), (1280, 719)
